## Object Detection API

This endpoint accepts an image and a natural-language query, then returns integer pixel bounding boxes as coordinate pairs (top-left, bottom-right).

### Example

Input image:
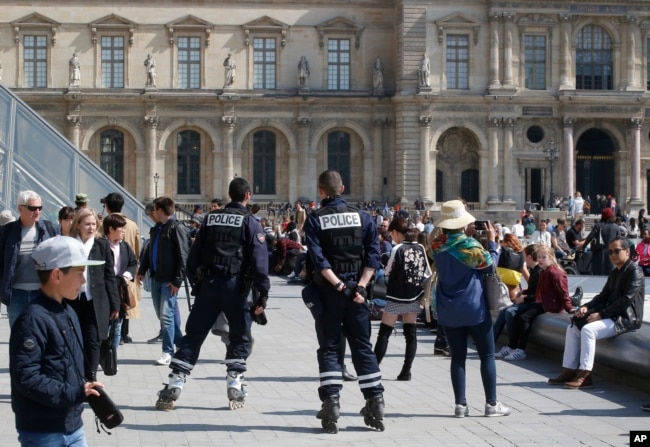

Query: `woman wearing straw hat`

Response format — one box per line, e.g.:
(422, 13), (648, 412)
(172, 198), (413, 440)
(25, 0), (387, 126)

(431, 200), (511, 418)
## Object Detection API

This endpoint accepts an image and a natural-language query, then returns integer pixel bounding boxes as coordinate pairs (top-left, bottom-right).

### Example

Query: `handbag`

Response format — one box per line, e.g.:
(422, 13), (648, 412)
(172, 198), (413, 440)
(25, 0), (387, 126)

(571, 314), (589, 330)
(484, 265), (510, 311)
(87, 385), (124, 430)
(99, 321), (118, 376)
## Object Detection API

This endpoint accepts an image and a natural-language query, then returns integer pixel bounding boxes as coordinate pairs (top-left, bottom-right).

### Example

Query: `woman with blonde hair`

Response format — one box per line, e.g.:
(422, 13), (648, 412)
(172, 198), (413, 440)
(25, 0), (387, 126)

(68, 208), (120, 380)
(497, 234), (529, 300)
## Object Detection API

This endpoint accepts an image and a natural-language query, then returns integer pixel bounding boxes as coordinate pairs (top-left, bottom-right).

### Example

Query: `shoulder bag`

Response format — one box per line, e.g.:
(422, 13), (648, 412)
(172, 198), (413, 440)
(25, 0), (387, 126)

(484, 264), (510, 311)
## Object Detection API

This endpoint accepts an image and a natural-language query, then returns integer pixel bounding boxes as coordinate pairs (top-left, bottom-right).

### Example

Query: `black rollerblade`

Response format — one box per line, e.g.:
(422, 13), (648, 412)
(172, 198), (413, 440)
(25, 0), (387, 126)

(360, 395), (385, 431)
(155, 372), (186, 410)
(227, 371), (247, 410)
(316, 396), (340, 434)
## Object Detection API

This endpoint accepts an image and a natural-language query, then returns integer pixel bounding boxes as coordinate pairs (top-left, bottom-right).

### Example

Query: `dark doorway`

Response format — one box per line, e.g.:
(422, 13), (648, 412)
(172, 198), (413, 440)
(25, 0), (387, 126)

(525, 168), (543, 207)
(576, 129), (615, 202)
(460, 169), (479, 202)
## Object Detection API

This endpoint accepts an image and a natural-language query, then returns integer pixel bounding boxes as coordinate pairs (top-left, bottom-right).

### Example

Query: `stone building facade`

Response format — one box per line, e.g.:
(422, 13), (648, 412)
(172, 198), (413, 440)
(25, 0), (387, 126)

(2, 0), (650, 212)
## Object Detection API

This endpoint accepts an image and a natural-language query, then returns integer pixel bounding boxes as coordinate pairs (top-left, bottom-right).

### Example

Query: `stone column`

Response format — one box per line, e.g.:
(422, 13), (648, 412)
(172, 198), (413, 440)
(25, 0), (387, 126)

(221, 116), (236, 195)
(372, 119), (385, 200)
(144, 114), (158, 201)
(503, 12), (515, 88)
(489, 12), (501, 89)
(66, 115), (81, 148)
(629, 118), (643, 203)
(559, 14), (574, 90)
(487, 117), (501, 206)
(624, 17), (639, 90)
(562, 117), (575, 200)
(419, 116), (432, 203)
(297, 117), (311, 200)
(502, 118), (515, 206)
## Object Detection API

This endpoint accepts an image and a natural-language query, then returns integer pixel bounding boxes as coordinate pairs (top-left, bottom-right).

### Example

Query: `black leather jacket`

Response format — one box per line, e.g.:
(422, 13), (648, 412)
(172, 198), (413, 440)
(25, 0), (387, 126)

(585, 258), (645, 334)
(138, 217), (190, 288)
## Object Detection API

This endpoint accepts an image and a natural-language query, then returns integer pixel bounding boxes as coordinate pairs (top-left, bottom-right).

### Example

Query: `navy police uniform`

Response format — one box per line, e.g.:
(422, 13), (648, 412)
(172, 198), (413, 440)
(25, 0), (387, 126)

(304, 196), (384, 401)
(170, 202), (270, 376)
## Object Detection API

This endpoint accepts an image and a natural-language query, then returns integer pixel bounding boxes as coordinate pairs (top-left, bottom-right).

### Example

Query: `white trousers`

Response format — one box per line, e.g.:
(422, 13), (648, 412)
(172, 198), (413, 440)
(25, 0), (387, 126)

(562, 319), (618, 371)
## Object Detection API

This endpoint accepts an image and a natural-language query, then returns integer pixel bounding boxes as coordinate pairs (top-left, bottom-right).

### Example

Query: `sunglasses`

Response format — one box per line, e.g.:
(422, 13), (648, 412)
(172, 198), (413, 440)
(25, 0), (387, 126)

(608, 248), (625, 255)
(21, 205), (43, 212)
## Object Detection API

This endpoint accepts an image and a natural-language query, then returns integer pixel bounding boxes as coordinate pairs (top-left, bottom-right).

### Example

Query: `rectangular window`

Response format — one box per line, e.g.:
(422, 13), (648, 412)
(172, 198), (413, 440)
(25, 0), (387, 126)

(253, 38), (276, 89)
(524, 35), (546, 90)
(101, 36), (124, 88)
(178, 37), (201, 89)
(327, 39), (350, 90)
(24, 35), (47, 88)
(446, 34), (469, 89)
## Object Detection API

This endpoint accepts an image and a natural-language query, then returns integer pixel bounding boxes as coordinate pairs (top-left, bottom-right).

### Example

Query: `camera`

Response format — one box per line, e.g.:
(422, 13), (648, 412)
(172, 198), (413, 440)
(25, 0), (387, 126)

(474, 220), (490, 229)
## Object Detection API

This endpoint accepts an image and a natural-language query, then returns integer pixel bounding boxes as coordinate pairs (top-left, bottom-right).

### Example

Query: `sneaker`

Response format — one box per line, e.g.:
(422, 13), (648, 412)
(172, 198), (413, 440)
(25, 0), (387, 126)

(147, 334), (163, 344)
(286, 271), (296, 279)
(454, 404), (469, 418)
(434, 345), (451, 356)
(495, 346), (514, 359)
(154, 353), (172, 365)
(641, 403), (650, 412)
(485, 401), (511, 417)
(504, 349), (527, 361)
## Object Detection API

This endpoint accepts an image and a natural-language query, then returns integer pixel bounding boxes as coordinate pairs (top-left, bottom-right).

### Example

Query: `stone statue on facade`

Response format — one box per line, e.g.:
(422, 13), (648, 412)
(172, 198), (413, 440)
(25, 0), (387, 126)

(418, 53), (430, 87)
(298, 56), (310, 89)
(69, 53), (80, 88)
(373, 56), (384, 89)
(145, 54), (157, 88)
(223, 54), (236, 88)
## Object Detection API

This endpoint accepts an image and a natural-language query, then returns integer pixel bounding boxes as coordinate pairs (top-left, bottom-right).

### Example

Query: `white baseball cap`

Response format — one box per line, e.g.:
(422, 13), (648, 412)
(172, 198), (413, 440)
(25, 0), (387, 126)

(32, 236), (105, 270)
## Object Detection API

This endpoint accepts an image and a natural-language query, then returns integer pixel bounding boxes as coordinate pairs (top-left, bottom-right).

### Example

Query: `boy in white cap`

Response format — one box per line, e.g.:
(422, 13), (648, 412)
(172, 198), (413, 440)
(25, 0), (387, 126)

(9, 236), (106, 447)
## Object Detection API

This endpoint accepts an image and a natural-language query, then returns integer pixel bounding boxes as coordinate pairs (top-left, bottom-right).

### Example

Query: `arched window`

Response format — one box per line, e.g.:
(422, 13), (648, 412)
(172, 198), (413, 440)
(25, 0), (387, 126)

(327, 131), (351, 194)
(100, 129), (124, 185)
(576, 25), (613, 90)
(177, 130), (200, 195)
(460, 169), (479, 203)
(253, 131), (276, 194)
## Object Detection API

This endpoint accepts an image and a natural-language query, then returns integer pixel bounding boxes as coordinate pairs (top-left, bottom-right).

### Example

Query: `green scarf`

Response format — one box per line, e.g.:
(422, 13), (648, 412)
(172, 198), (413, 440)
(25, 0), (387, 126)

(431, 232), (493, 270)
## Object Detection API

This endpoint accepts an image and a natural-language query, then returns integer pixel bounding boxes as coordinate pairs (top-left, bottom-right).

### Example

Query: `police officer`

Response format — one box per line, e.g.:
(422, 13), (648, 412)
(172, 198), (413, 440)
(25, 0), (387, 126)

(155, 177), (270, 411)
(304, 170), (385, 433)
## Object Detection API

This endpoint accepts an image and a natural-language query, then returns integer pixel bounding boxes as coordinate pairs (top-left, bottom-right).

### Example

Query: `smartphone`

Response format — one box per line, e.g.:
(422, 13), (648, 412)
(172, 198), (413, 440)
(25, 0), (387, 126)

(474, 220), (490, 228)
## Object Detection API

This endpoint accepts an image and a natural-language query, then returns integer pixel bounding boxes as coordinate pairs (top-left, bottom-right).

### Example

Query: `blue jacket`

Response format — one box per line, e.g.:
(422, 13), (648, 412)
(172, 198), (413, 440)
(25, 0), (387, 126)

(435, 241), (497, 328)
(10, 292), (87, 433)
(0, 219), (58, 305)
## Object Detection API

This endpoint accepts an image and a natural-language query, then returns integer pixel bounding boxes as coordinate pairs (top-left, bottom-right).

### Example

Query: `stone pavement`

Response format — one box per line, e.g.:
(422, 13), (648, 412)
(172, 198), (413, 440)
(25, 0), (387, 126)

(1, 276), (649, 447)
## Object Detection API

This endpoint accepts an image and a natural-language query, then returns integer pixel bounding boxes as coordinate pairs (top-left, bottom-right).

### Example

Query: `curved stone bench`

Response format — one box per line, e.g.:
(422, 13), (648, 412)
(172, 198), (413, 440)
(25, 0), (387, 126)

(526, 312), (650, 392)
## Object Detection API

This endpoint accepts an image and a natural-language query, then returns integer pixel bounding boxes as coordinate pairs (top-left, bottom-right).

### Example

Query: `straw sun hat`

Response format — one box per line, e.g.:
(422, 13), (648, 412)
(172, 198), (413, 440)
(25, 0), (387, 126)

(434, 200), (476, 230)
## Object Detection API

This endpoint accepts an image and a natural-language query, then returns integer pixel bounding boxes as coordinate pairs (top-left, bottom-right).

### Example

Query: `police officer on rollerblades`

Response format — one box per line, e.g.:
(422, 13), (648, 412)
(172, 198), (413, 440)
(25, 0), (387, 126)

(304, 170), (385, 433)
(155, 177), (270, 411)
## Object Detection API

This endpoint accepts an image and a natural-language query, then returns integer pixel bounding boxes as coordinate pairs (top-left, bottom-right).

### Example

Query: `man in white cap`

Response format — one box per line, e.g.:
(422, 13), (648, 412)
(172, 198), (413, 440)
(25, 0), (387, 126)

(9, 236), (106, 446)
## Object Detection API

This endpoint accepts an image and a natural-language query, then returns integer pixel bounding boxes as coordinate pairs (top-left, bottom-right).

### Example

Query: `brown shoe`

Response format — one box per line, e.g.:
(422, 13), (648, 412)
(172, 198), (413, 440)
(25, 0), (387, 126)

(564, 369), (593, 389)
(548, 368), (577, 385)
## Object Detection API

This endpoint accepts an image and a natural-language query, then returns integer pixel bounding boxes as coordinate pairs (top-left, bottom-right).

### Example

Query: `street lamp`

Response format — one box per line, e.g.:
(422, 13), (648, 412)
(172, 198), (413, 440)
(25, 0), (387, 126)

(543, 139), (559, 208)
(153, 172), (160, 198)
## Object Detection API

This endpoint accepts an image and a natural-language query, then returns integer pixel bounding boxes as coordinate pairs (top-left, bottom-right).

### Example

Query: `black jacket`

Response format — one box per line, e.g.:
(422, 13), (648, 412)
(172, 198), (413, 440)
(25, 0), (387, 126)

(585, 258), (645, 334)
(138, 217), (191, 288)
(10, 293), (87, 434)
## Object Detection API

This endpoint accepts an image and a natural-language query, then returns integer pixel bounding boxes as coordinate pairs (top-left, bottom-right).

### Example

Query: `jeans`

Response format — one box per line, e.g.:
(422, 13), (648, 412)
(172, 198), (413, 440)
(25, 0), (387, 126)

(8, 289), (40, 328)
(562, 318), (617, 371)
(18, 427), (87, 447)
(113, 316), (124, 351)
(151, 280), (183, 355)
(493, 305), (518, 341)
(445, 315), (497, 406)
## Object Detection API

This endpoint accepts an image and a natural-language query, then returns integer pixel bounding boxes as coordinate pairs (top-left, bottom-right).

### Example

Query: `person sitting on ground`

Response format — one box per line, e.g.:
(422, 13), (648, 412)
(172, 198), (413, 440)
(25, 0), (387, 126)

(511, 219), (524, 239)
(496, 234), (529, 301)
(497, 245), (574, 361)
(550, 238), (644, 390)
(566, 219), (586, 252)
(530, 220), (551, 246)
(268, 234), (304, 275)
(551, 218), (572, 259)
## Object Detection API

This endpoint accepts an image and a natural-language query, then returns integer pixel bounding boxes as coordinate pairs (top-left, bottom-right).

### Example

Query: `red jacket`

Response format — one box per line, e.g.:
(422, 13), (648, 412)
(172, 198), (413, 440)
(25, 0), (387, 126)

(535, 264), (573, 313)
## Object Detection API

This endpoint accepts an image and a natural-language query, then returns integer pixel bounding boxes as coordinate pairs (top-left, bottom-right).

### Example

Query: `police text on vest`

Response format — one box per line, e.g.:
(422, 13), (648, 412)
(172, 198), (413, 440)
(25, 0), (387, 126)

(319, 213), (361, 229)
(206, 213), (244, 227)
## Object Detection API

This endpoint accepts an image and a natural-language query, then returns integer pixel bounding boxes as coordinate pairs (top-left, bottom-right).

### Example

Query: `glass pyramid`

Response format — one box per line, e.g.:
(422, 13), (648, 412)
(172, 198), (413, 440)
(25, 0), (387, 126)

(0, 83), (151, 232)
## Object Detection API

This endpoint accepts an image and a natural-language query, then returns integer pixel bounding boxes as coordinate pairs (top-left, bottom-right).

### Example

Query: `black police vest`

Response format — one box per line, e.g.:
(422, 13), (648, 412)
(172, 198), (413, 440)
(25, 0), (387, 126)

(201, 207), (250, 275)
(316, 205), (364, 275)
